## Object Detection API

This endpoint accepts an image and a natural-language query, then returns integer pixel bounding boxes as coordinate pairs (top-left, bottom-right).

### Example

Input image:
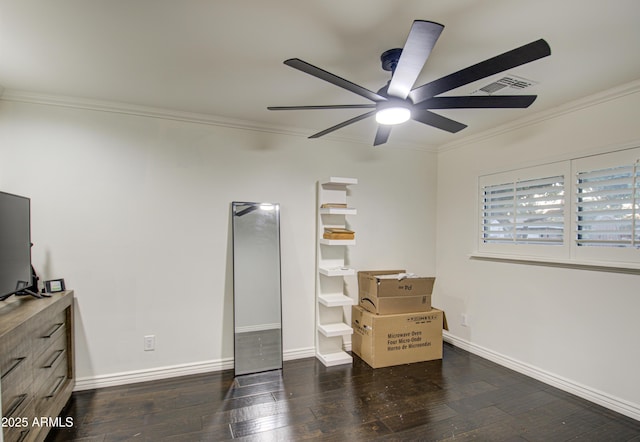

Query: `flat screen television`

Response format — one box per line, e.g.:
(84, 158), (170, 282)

(0, 191), (32, 301)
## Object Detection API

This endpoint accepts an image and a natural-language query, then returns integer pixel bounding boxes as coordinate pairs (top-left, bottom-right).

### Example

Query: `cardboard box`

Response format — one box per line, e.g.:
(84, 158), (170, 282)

(352, 305), (444, 368)
(323, 228), (355, 240)
(360, 293), (431, 315)
(358, 270), (435, 314)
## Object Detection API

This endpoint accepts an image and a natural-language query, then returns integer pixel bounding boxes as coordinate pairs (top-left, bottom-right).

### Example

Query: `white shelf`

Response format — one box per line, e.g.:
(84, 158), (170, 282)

(319, 267), (355, 277)
(318, 293), (356, 307)
(320, 207), (357, 216)
(320, 238), (356, 246)
(315, 176), (357, 367)
(316, 351), (353, 367)
(321, 177), (358, 186)
(318, 322), (353, 337)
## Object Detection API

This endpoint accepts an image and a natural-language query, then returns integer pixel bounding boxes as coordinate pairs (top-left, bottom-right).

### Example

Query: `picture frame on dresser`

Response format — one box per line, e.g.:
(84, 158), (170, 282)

(44, 279), (66, 293)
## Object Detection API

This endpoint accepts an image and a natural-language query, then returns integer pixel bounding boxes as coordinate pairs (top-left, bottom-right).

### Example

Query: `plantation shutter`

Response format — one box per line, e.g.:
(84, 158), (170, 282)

(576, 161), (640, 248)
(482, 175), (565, 245)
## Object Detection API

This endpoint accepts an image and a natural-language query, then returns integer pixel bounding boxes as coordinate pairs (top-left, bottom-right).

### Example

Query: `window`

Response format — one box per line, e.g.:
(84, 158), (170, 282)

(576, 163), (639, 248)
(571, 148), (640, 264)
(478, 162), (570, 259)
(482, 175), (565, 245)
(477, 146), (640, 268)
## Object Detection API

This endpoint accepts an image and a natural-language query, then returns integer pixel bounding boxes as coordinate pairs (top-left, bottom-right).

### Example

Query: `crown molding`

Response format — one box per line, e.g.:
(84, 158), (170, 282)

(2, 80), (638, 155)
(0, 89), (304, 135)
(0, 89), (438, 153)
(438, 79), (640, 153)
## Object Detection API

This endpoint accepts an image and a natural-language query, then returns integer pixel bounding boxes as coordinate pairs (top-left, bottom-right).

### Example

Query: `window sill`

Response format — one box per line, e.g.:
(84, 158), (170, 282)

(469, 252), (640, 274)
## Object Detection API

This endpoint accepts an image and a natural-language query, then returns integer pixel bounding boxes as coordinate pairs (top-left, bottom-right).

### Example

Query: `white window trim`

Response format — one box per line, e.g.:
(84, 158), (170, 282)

(474, 146), (640, 273)
(469, 252), (640, 274)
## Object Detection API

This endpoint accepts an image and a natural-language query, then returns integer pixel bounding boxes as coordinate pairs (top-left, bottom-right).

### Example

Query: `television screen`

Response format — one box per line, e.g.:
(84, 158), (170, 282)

(0, 191), (32, 300)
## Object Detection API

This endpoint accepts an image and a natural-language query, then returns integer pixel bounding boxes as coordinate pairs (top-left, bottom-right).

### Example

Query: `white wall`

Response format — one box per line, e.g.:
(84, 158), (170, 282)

(435, 82), (640, 418)
(0, 99), (437, 383)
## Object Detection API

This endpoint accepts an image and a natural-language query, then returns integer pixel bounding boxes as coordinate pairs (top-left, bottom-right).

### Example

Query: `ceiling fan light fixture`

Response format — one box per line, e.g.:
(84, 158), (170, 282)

(375, 101), (411, 125)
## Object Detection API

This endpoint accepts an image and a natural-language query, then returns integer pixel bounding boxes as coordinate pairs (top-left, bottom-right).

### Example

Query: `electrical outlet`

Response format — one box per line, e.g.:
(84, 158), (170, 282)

(144, 335), (155, 351)
(461, 314), (469, 327)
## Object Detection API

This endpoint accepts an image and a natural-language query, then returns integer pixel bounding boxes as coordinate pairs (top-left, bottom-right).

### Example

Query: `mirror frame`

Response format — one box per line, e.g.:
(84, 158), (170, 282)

(231, 201), (283, 376)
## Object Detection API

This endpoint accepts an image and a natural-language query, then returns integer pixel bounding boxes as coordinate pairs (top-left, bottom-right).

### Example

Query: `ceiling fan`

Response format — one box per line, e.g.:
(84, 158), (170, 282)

(268, 20), (551, 146)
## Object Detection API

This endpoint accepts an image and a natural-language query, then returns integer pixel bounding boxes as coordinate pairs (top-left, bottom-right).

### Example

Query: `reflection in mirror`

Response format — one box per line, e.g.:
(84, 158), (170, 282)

(232, 202), (283, 376)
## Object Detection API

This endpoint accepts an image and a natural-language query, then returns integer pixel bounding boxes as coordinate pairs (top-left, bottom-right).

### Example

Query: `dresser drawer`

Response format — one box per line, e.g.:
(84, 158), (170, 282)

(4, 427), (33, 442)
(31, 308), (68, 360)
(1, 339), (33, 415)
(0, 361), (33, 416)
(33, 332), (69, 418)
(2, 395), (34, 442)
(0, 323), (32, 375)
(34, 367), (70, 418)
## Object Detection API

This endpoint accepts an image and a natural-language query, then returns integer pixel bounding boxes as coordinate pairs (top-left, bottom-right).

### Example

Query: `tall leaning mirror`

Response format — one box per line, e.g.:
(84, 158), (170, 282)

(231, 201), (283, 376)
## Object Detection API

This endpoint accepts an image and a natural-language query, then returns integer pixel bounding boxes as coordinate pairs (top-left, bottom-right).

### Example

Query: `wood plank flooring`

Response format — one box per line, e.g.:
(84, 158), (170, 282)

(46, 343), (640, 441)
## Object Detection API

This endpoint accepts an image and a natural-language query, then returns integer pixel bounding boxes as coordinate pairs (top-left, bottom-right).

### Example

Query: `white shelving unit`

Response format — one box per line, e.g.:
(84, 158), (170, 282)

(315, 176), (357, 367)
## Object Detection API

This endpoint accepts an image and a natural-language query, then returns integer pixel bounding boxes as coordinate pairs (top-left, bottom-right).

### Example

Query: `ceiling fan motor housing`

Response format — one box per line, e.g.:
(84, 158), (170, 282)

(381, 48), (403, 73)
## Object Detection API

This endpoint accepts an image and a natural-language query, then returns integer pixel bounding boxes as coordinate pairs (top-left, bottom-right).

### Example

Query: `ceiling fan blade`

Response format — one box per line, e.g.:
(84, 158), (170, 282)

(416, 95), (537, 109)
(308, 110), (377, 139)
(373, 125), (392, 146)
(412, 109), (467, 133)
(387, 20), (444, 99)
(409, 39), (551, 104)
(268, 104), (376, 111)
(285, 58), (386, 103)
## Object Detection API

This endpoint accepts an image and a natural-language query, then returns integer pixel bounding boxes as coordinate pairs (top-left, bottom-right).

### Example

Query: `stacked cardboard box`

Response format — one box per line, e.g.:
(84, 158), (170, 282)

(357, 270), (435, 315)
(352, 270), (444, 368)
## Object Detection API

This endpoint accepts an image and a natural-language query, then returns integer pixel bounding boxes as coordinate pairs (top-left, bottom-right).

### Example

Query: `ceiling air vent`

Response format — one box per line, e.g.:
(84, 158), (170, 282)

(474, 74), (538, 95)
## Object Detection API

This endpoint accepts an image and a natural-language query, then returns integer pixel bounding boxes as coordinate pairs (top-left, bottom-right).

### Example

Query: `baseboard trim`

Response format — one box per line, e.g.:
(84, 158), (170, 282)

(443, 331), (640, 421)
(74, 359), (233, 391)
(74, 346), (315, 391)
(283, 346), (316, 361)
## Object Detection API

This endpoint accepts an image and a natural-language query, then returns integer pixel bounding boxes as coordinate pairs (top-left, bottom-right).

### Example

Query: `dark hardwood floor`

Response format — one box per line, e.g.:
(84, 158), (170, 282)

(46, 343), (640, 441)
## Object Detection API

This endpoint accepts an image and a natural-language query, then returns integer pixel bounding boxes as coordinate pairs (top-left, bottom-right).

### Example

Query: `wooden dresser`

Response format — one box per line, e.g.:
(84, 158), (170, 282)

(0, 291), (75, 442)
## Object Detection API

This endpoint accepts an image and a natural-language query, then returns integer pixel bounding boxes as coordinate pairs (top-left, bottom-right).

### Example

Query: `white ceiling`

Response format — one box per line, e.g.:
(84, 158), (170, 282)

(1, 0), (639, 149)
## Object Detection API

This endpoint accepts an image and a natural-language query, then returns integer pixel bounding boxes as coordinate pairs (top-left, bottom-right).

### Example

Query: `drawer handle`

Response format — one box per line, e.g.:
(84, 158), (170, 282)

(1, 356), (26, 380)
(43, 349), (66, 369)
(43, 322), (65, 338)
(46, 375), (66, 398)
(17, 429), (30, 442)
(5, 394), (27, 418)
